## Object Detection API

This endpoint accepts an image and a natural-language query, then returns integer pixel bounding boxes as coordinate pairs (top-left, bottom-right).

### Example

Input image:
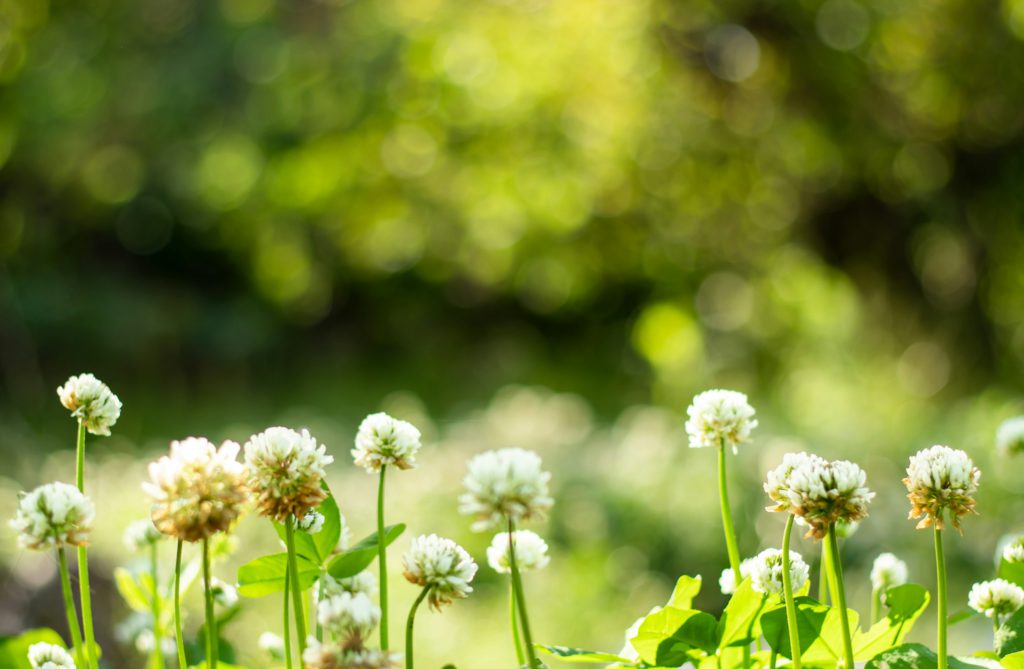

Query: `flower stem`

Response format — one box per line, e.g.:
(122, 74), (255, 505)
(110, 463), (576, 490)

(405, 585), (431, 669)
(508, 519), (539, 669)
(283, 560), (292, 669)
(826, 525), (855, 669)
(173, 541), (187, 669)
(285, 518), (307, 658)
(510, 581), (525, 666)
(769, 650), (778, 669)
(203, 538), (217, 669)
(717, 442), (742, 582)
(781, 515), (802, 669)
(75, 420), (85, 491)
(378, 465), (390, 650)
(73, 420), (99, 669)
(58, 548), (87, 669)
(151, 542), (165, 669)
(316, 568), (325, 642)
(818, 542), (830, 605)
(935, 523), (948, 669)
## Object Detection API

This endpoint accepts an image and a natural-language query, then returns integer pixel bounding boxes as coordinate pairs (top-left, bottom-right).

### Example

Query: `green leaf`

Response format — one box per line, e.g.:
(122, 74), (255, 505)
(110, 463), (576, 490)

(865, 643), (981, 669)
(632, 607), (718, 665)
(115, 567), (151, 613)
(272, 488), (342, 567)
(949, 610), (975, 626)
(853, 584), (930, 660)
(997, 607), (1024, 658)
(536, 645), (634, 663)
(327, 524), (406, 579)
(237, 553), (319, 598)
(667, 575), (703, 609)
(717, 580), (768, 648)
(761, 596), (859, 663)
(1001, 560), (1024, 590)
(1002, 650), (1024, 668)
(0, 629), (67, 669)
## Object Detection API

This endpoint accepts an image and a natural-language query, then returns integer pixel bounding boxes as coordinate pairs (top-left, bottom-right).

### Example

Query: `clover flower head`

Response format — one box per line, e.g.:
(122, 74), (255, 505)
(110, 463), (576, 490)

(258, 632), (285, 659)
(318, 571), (377, 600)
(719, 557), (756, 595)
(142, 437), (247, 542)
(299, 511), (325, 534)
(402, 534), (478, 611)
(302, 639), (401, 669)
(1004, 537), (1024, 564)
(318, 591), (380, 647)
(11, 482), (94, 551)
(870, 553), (909, 592)
(904, 445), (980, 531)
(486, 530), (550, 574)
(747, 548), (809, 597)
(685, 389), (757, 453)
(459, 448), (553, 532)
(57, 373), (122, 436)
(352, 412), (422, 473)
(969, 579), (1024, 619)
(997, 417), (1024, 456)
(28, 643), (76, 669)
(244, 427), (333, 522)
(769, 455), (874, 539)
(123, 519), (163, 552)
(211, 578), (238, 608)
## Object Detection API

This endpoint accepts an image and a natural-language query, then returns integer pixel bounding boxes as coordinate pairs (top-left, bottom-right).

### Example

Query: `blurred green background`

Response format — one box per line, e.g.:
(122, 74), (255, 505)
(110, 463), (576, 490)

(2, 0), (1024, 665)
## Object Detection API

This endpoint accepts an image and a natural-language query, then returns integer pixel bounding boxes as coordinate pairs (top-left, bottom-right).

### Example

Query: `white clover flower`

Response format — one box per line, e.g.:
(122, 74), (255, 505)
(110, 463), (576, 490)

(123, 519), (163, 552)
(685, 389), (758, 453)
(318, 571), (377, 600)
(27, 642), (76, 669)
(997, 417), (1024, 456)
(211, 578), (238, 608)
(142, 437), (247, 542)
(459, 448), (553, 532)
(718, 557), (756, 595)
(318, 591), (380, 646)
(968, 579), (1024, 619)
(486, 530), (550, 574)
(747, 548), (809, 597)
(870, 553), (909, 592)
(352, 412), (422, 473)
(302, 639), (400, 669)
(402, 534), (478, 611)
(258, 632), (285, 659)
(299, 511), (325, 534)
(57, 373), (122, 437)
(904, 445), (980, 530)
(11, 482), (94, 551)
(767, 455), (874, 539)
(244, 427), (333, 522)
(1004, 537), (1024, 564)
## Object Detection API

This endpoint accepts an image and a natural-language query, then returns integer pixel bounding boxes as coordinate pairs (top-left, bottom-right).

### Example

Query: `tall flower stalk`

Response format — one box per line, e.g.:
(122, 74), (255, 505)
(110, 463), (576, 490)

(10, 481), (95, 669)
(460, 448), (553, 668)
(780, 516), (802, 669)
(174, 540), (187, 669)
(686, 389), (757, 582)
(904, 445), (980, 669)
(488, 529), (549, 665)
(245, 426), (333, 662)
(202, 538), (217, 669)
(402, 534), (477, 669)
(826, 524), (856, 669)
(58, 373), (121, 669)
(352, 412), (423, 650)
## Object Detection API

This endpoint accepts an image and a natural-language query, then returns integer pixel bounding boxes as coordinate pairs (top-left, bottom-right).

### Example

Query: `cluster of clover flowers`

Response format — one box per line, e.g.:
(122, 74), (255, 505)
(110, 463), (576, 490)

(8, 374), (555, 669)
(657, 389), (1024, 669)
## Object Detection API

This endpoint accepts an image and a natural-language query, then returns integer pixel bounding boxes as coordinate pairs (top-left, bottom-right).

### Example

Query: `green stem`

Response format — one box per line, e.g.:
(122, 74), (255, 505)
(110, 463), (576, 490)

(818, 542), (830, 605)
(283, 559), (292, 669)
(203, 538), (217, 669)
(769, 650), (778, 669)
(995, 613), (1002, 637)
(781, 515), (802, 669)
(75, 420), (85, 491)
(77, 545), (98, 669)
(316, 568), (325, 642)
(510, 580), (525, 666)
(378, 465), (390, 650)
(174, 541), (187, 669)
(285, 518), (307, 658)
(404, 586), (431, 669)
(935, 524), (947, 669)
(509, 519), (539, 669)
(58, 548), (87, 669)
(871, 588), (882, 625)
(151, 542), (165, 669)
(717, 443), (743, 582)
(827, 525), (855, 669)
